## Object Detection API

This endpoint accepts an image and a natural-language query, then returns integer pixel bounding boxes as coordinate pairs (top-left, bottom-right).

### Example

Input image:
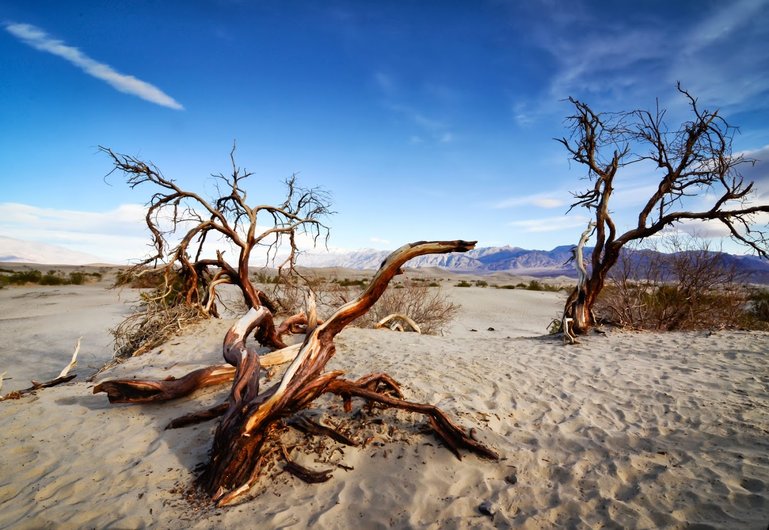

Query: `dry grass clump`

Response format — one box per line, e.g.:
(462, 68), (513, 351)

(111, 268), (205, 358)
(361, 280), (459, 335)
(112, 301), (203, 358)
(267, 273), (459, 335)
(595, 238), (757, 331)
(114, 267), (167, 289)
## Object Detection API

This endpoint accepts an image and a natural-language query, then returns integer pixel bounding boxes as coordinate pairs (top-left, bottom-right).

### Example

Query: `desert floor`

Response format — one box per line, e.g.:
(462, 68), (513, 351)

(0, 274), (767, 529)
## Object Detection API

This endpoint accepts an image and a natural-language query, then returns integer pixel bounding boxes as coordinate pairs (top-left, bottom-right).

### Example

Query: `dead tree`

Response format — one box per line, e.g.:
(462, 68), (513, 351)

(95, 241), (498, 507)
(201, 240), (497, 505)
(102, 145), (331, 353)
(557, 84), (769, 334)
(562, 222), (595, 343)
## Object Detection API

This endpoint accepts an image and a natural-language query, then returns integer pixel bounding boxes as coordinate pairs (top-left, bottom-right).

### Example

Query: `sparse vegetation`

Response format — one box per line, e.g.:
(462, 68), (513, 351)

(456, 280), (472, 287)
(524, 280), (562, 292)
(362, 279), (459, 335)
(594, 237), (760, 331)
(746, 289), (769, 329)
(0, 268), (102, 287)
(559, 86), (769, 335)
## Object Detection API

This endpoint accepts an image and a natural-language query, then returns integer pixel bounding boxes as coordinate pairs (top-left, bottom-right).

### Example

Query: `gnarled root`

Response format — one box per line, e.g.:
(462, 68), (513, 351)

(325, 375), (498, 461)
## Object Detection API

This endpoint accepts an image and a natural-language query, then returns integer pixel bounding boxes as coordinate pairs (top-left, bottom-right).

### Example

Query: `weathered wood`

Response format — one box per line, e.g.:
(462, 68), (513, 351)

(563, 222), (595, 342)
(375, 313), (422, 333)
(94, 328), (302, 404)
(1, 338), (81, 401)
(200, 240), (496, 506)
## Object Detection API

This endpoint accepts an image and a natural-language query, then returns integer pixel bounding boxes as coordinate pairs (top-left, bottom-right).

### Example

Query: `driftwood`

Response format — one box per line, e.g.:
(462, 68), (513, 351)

(93, 344), (300, 404)
(198, 240), (497, 506)
(1, 338), (81, 401)
(375, 313), (422, 333)
(92, 311), (317, 404)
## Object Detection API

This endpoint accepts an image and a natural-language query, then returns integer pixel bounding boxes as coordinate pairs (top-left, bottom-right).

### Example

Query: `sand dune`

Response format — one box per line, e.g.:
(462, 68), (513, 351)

(0, 282), (767, 529)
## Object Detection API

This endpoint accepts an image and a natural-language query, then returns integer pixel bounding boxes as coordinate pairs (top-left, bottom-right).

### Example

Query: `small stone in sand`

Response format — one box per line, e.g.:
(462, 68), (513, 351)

(478, 501), (496, 517)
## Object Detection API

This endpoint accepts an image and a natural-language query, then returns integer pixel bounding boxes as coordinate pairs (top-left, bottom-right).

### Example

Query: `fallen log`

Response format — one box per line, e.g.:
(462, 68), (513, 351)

(93, 310), (311, 404)
(93, 344), (300, 404)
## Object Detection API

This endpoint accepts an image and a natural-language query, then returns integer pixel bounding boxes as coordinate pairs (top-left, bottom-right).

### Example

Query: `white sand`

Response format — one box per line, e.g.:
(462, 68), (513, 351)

(1, 283), (768, 529)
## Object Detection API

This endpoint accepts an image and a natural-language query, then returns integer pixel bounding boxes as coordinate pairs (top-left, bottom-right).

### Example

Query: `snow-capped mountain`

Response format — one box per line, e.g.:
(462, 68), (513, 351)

(298, 245), (577, 275)
(298, 245), (769, 282)
(0, 236), (110, 265)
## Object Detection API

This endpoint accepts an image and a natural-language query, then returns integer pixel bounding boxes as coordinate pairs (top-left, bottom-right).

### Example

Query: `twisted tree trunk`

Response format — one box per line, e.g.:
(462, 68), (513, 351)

(563, 222), (595, 341)
(201, 240), (498, 506)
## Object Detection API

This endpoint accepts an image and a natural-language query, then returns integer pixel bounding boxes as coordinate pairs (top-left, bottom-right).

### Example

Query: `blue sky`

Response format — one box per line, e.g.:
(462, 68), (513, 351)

(1, 0), (768, 263)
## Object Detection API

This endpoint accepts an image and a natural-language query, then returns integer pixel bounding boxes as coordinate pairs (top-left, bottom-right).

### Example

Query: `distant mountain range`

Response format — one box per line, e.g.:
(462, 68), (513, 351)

(3, 236), (768, 284)
(298, 245), (769, 283)
(0, 236), (108, 265)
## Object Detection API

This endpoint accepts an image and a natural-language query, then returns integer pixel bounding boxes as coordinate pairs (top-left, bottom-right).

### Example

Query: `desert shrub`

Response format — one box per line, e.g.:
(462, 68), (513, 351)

(743, 289), (769, 329)
(428, 282), (440, 287)
(496, 284), (517, 290)
(114, 267), (170, 289)
(111, 268), (204, 358)
(0, 268), (102, 287)
(7, 270), (43, 284)
(112, 300), (203, 358)
(39, 272), (67, 285)
(361, 280), (459, 335)
(252, 270), (279, 284)
(595, 236), (751, 330)
(335, 278), (367, 287)
(523, 280), (562, 292)
(475, 280), (488, 287)
(526, 280), (542, 291)
(456, 280), (472, 287)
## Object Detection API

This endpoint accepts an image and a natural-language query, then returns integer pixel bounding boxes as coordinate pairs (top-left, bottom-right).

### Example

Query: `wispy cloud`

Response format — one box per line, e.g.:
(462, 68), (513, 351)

(0, 202), (149, 262)
(0, 202), (332, 264)
(508, 215), (590, 233)
(374, 70), (456, 145)
(494, 192), (566, 209)
(4, 22), (184, 110)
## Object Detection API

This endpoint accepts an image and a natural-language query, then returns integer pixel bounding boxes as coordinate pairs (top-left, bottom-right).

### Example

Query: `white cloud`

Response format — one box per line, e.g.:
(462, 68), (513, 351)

(508, 215), (590, 233)
(0, 202), (334, 266)
(0, 202), (149, 263)
(5, 22), (184, 110)
(494, 193), (566, 209)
